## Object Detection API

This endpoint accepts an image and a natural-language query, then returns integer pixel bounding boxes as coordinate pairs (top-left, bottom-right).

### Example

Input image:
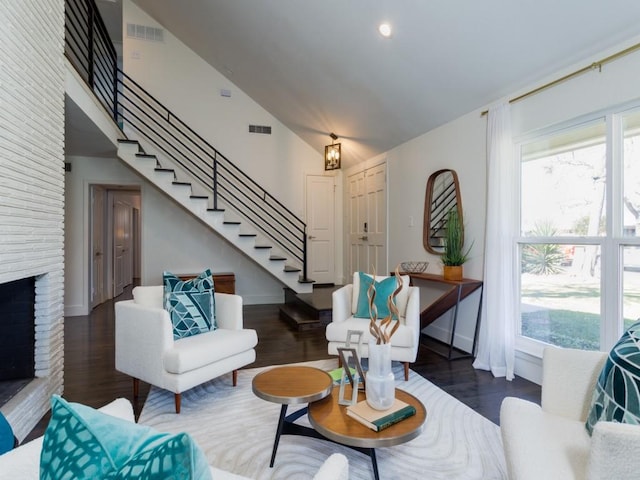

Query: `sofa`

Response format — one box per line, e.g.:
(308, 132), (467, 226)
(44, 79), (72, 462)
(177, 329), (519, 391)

(500, 347), (640, 480)
(0, 398), (349, 480)
(115, 286), (258, 413)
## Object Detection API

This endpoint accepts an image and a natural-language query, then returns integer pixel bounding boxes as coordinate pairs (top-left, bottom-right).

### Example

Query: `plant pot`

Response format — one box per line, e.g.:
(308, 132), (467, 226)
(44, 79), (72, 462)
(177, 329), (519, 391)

(365, 342), (395, 410)
(443, 265), (463, 281)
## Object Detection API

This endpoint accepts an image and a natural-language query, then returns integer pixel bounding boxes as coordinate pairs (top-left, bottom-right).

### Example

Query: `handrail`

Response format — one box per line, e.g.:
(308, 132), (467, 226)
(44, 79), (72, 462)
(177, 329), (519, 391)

(117, 71), (308, 270)
(63, 0), (308, 281)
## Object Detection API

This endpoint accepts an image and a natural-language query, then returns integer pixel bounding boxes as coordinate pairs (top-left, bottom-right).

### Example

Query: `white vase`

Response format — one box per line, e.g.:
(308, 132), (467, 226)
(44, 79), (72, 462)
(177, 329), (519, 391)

(365, 341), (395, 410)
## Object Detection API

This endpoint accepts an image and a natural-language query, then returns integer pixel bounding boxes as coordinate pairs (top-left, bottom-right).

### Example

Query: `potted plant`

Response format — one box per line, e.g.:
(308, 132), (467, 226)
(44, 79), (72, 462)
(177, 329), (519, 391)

(442, 209), (471, 281)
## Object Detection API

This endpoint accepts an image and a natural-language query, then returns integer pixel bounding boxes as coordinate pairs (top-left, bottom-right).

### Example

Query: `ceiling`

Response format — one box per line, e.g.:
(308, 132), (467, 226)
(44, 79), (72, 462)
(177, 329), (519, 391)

(97, 1), (640, 168)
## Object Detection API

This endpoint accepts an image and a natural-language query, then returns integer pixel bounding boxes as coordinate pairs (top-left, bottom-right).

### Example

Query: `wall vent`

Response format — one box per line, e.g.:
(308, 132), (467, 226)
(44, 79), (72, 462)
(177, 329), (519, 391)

(126, 23), (164, 43)
(248, 125), (272, 135)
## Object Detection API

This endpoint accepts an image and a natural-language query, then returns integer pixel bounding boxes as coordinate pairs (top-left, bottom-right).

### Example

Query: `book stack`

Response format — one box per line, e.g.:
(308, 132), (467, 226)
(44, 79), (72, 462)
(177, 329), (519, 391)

(346, 398), (416, 432)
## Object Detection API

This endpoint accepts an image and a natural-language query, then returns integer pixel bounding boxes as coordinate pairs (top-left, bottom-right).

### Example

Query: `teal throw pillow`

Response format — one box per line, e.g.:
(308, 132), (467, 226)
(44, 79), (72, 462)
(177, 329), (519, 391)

(585, 320), (640, 435)
(40, 395), (212, 480)
(164, 269), (216, 340)
(354, 272), (399, 320)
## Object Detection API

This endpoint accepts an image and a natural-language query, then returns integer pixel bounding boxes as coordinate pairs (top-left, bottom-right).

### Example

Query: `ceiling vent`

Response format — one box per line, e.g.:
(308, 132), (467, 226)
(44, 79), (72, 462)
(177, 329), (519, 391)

(249, 125), (272, 135)
(126, 23), (164, 43)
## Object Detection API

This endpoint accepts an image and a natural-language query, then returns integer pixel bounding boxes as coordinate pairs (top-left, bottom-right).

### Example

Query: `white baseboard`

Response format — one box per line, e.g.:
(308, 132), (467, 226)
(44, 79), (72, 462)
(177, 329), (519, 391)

(422, 324), (474, 353)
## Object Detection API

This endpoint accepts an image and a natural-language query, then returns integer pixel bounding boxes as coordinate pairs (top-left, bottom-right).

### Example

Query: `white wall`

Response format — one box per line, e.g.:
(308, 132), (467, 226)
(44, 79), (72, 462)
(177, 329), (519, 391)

(383, 34), (640, 381)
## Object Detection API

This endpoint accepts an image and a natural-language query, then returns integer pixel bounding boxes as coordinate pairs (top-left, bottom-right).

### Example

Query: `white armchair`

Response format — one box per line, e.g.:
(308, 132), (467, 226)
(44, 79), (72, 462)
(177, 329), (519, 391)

(325, 273), (420, 381)
(115, 286), (258, 413)
(500, 347), (640, 480)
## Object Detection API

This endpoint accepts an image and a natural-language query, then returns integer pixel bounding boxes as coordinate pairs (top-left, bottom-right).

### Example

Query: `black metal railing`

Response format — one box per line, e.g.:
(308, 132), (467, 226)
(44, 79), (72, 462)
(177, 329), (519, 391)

(117, 71), (307, 275)
(64, 0), (308, 280)
(65, 0), (118, 120)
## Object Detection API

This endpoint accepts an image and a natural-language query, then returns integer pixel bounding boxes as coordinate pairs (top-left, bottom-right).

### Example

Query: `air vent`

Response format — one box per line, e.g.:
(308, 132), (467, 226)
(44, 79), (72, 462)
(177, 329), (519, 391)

(248, 125), (272, 135)
(126, 23), (164, 43)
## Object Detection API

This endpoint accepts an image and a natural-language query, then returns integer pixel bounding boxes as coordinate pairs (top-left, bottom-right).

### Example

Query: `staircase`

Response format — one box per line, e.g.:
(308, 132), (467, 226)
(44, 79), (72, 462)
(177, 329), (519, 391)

(64, 0), (313, 293)
(117, 139), (313, 293)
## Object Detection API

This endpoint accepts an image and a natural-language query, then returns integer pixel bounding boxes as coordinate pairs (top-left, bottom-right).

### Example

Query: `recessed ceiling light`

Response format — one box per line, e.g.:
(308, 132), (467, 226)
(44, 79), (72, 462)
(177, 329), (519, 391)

(378, 23), (392, 38)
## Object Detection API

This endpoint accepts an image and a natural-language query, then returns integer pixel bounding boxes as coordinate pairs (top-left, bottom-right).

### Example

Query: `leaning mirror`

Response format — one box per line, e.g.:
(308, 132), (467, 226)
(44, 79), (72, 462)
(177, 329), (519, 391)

(423, 169), (463, 254)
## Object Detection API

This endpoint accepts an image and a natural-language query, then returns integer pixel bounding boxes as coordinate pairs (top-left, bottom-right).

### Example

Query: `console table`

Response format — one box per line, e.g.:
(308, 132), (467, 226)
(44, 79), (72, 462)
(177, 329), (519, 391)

(176, 272), (235, 294)
(404, 272), (483, 360)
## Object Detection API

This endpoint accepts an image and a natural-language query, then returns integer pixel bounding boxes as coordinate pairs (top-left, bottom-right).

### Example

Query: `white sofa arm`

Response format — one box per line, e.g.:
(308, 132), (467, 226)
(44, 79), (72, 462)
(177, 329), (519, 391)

(587, 421), (640, 480)
(332, 284), (353, 323)
(115, 300), (174, 384)
(404, 287), (420, 334)
(214, 293), (243, 330)
(541, 347), (607, 421)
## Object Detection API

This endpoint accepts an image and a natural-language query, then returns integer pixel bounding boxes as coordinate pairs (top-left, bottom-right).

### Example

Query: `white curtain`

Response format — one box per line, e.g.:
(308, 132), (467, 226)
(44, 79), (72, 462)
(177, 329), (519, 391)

(473, 102), (515, 380)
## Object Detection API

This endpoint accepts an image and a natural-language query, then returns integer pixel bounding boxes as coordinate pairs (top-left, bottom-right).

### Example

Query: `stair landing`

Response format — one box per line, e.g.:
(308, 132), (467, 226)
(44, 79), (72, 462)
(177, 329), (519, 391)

(279, 285), (341, 331)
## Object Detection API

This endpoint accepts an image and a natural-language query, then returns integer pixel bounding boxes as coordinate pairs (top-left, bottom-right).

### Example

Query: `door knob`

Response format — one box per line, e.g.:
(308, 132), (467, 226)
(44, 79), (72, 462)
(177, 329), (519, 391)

(308, 235), (316, 240)
(359, 236), (368, 241)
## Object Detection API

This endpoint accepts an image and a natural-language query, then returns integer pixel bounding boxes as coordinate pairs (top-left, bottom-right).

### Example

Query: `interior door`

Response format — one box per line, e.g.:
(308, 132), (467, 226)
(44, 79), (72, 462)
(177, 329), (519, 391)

(113, 199), (127, 297)
(348, 171), (367, 273)
(306, 175), (335, 284)
(90, 186), (106, 309)
(364, 164), (387, 273)
(347, 163), (387, 275)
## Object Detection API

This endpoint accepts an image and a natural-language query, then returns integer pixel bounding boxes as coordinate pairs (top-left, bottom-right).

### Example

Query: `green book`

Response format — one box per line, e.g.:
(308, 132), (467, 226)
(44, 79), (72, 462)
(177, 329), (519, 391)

(346, 398), (416, 432)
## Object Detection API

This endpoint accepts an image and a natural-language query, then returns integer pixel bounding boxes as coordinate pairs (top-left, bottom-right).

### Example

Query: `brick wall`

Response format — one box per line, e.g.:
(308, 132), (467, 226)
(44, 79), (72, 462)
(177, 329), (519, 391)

(0, 0), (65, 441)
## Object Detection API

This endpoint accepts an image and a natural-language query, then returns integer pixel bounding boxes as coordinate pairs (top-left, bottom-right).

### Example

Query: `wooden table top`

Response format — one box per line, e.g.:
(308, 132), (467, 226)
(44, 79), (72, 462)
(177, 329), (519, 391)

(252, 365), (333, 405)
(308, 387), (427, 448)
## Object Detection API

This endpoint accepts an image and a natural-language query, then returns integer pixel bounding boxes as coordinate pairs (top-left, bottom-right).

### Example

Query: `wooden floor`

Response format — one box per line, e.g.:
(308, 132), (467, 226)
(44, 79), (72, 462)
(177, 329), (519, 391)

(25, 284), (540, 441)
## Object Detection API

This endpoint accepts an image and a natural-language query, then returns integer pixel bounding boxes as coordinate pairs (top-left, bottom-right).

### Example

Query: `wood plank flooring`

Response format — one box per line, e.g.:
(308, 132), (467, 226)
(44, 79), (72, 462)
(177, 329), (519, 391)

(25, 285), (540, 442)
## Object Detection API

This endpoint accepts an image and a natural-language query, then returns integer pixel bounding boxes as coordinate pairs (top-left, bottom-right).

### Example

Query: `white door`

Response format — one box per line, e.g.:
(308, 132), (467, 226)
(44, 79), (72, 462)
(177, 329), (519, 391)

(306, 175), (335, 284)
(90, 186), (106, 309)
(113, 199), (127, 297)
(365, 164), (387, 274)
(348, 163), (387, 275)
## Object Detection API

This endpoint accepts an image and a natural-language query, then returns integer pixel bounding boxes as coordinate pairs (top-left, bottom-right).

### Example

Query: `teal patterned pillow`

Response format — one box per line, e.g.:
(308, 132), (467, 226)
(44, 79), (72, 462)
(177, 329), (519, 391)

(163, 269), (216, 340)
(40, 395), (212, 480)
(354, 272), (399, 320)
(586, 320), (640, 435)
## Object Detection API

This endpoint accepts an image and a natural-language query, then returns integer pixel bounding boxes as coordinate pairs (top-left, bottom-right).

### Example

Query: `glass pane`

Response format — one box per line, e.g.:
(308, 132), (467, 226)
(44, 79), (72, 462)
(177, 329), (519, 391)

(521, 121), (606, 237)
(622, 111), (640, 238)
(520, 244), (601, 350)
(623, 246), (640, 328)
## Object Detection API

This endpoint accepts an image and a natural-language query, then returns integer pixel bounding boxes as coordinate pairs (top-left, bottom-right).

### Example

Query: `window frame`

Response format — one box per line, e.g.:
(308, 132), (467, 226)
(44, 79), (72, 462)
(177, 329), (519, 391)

(514, 105), (640, 355)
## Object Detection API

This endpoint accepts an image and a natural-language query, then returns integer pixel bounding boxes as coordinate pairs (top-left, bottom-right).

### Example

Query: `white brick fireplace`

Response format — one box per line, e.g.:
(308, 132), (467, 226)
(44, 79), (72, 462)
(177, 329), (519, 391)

(0, 0), (66, 441)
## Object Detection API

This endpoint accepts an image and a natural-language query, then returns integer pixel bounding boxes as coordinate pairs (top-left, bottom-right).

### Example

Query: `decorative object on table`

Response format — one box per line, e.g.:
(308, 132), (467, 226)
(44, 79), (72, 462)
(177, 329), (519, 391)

(346, 398), (416, 432)
(423, 169), (463, 255)
(337, 347), (365, 406)
(365, 267), (403, 410)
(400, 261), (429, 274)
(441, 208), (472, 281)
(336, 329), (365, 406)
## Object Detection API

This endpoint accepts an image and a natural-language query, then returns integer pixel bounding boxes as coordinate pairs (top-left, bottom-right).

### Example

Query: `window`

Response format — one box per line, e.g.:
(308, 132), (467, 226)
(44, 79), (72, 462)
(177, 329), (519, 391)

(518, 109), (640, 351)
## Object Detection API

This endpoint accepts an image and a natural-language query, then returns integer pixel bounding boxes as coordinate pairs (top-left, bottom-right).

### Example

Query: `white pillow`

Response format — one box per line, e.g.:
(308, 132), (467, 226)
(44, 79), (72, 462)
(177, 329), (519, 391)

(351, 272), (411, 318)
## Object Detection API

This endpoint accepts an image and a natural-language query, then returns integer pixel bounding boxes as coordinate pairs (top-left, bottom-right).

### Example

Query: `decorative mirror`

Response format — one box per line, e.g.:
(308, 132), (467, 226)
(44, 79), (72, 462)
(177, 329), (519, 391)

(423, 169), (463, 254)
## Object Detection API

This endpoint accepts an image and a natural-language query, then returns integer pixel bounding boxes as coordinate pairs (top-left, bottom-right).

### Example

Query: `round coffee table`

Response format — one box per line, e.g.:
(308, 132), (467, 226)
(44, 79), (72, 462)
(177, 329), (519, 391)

(308, 387), (426, 479)
(252, 365), (333, 467)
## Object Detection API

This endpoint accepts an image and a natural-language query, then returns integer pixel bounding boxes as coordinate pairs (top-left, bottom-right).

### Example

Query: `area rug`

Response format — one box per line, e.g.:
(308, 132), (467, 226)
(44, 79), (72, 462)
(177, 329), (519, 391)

(138, 359), (507, 479)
